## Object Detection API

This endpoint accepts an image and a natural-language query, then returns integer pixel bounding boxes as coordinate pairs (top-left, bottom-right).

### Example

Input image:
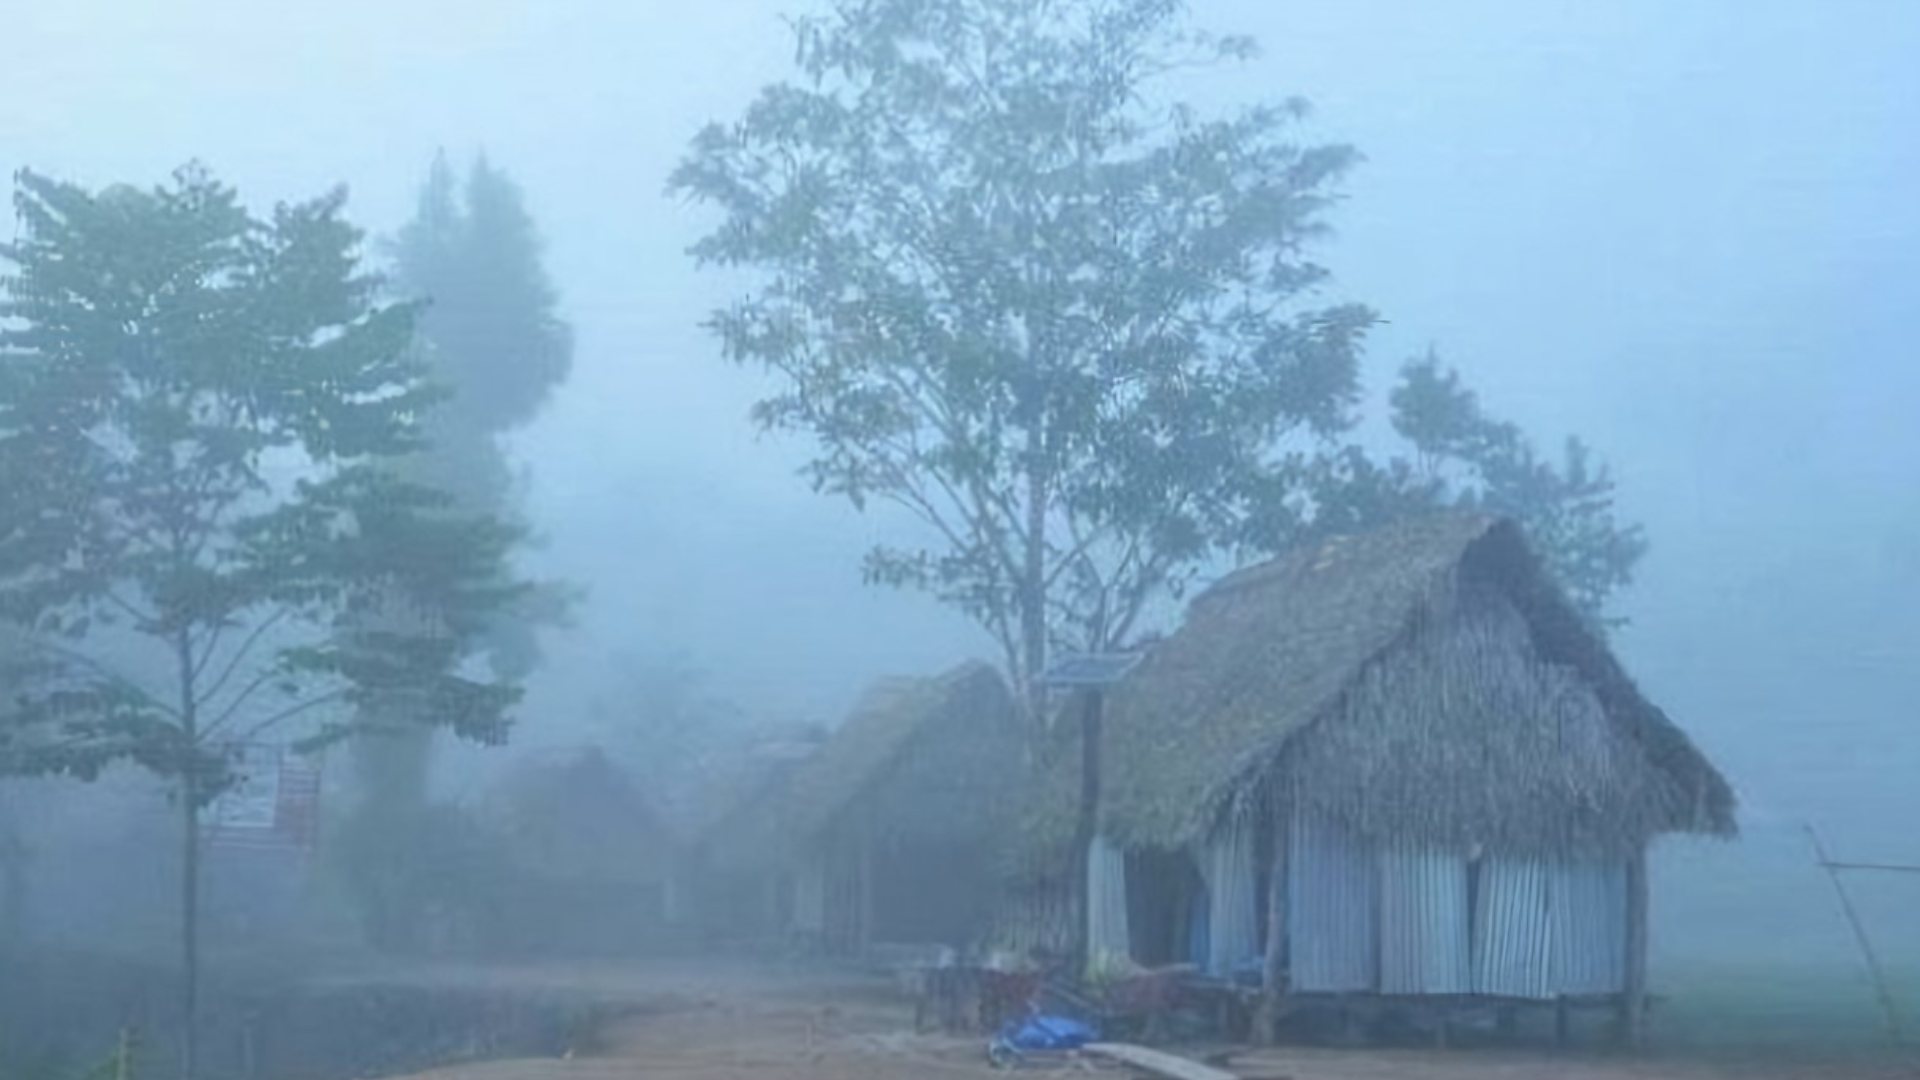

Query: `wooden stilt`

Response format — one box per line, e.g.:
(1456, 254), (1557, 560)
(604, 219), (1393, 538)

(1255, 811), (1286, 1045)
(1621, 844), (1649, 1049)
(858, 832), (875, 953)
(1495, 1004), (1518, 1038)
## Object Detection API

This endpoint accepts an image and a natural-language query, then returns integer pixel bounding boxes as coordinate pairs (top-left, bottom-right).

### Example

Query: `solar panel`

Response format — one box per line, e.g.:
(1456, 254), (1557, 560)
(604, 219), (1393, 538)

(1040, 652), (1144, 688)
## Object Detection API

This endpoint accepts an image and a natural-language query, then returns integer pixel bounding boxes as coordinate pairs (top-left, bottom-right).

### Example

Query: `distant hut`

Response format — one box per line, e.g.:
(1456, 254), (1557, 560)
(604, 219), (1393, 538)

(1023, 514), (1734, 1040)
(714, 661), (1023, 956)
(664, 725), (825, 945)
(479, 747), (675, 956)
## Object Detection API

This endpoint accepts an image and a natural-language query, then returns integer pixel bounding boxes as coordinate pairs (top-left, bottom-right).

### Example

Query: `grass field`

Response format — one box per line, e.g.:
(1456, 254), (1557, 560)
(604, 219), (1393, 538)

(1651, 961), (1916, 1060)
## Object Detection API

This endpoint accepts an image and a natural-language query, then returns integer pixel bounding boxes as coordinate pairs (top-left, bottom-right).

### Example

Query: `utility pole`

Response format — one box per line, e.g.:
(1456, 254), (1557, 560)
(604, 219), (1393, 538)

(1040, 653), (1141, 981)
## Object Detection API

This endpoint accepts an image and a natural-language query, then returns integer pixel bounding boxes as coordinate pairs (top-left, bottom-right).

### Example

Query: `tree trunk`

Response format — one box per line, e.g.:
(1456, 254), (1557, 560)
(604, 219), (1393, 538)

(0, 793), (27, 954)
(349, 723), (433, 951)
(176, 631), (201, 1080)
(180, 779), (200, 1079)
(1019, 457), (1049, 735)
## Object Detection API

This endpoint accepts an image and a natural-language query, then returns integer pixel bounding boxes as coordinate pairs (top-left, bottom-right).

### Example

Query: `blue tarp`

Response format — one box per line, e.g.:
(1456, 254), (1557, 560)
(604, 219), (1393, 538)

(999, 1013), (1097, 1051)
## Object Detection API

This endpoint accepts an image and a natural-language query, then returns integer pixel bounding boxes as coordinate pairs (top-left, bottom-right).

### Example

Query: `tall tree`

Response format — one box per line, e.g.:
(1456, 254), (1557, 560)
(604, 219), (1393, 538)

(672, 0), (1372, 723)
(0, 165), (528, 1077)
(388, 151), (573, 680)
(336, 152), (573, 953)
(1388, 353), (1646, 625)
(396, 154), (572, 445)
(1240, 354), (1648, 628)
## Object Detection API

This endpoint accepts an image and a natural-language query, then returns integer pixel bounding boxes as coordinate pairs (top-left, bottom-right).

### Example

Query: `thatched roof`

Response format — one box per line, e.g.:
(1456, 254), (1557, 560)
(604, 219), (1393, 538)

(483, 748), (673, 882)
(1042, 513), (1734, 857)
(654, 725), (825, 847)
(714, 661), (1019, 869)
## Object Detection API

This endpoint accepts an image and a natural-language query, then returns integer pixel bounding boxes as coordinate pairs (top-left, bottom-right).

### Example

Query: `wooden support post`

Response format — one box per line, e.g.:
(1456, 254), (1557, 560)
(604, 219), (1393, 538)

(1554, 995), (1571, 1049)
(1495, 1004), (1518, 1038)
(858, 832), (875, 954)
(1621, 844), (1650, 1049)
(1254, 814), (1286, 1045)
(1070, 690), (1105, 980)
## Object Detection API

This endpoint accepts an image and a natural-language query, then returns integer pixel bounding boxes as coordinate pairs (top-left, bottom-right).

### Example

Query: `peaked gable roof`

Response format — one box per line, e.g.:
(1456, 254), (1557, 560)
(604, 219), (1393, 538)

(1091, 513), (1734, 850)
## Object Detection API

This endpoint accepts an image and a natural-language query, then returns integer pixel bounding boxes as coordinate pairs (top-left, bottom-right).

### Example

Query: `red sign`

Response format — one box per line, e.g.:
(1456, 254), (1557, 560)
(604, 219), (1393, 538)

(204, 744), (322, 852)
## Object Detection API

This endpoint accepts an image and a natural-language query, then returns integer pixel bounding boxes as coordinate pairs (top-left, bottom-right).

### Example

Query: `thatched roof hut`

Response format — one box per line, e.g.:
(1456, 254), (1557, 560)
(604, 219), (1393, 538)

(716, 661), (1024, 952)
(658, 724), (825, 849)
(717, 660), (1022, 869)
(474, 747), (676, 955)
(484, 747), (672, 884)
(1018, 514), (1733, 1032)
(1086, 511), (1734, 855)
(652, 726), (824, 938)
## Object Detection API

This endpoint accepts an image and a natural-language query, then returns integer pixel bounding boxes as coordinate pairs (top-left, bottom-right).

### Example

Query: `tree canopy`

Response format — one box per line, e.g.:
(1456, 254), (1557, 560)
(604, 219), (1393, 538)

(0, 164), (527, 775)
(673, 0), (1373, 716)
(1276, 354), (1650, 628)
(1388, 354), (1646, 625)
(387, 151), (575, 682)
(0, 163), (531, 1073)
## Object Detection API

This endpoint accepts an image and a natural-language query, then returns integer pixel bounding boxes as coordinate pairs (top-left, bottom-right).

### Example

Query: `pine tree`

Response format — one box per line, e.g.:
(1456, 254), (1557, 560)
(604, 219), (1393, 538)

(340, 152), (574, 952)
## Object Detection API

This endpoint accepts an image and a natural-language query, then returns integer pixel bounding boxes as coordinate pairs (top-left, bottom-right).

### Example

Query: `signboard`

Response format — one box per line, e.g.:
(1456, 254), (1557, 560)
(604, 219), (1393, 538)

(205, 744), (321, 852)
(209, 743), (281, 830)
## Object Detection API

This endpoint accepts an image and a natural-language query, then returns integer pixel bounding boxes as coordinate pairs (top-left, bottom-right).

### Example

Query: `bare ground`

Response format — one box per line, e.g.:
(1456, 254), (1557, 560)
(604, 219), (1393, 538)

(384, 964), (1919, 1080)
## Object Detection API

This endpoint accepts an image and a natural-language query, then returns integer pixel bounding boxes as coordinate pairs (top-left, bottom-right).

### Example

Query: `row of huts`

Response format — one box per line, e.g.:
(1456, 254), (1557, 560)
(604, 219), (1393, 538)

(671, 513), (1736, 1034)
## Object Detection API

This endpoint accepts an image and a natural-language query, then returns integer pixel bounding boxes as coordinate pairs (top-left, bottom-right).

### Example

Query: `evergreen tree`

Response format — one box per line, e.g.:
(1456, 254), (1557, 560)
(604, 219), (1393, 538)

(340, 152), (573, 952)
(388, 150), (572, 678)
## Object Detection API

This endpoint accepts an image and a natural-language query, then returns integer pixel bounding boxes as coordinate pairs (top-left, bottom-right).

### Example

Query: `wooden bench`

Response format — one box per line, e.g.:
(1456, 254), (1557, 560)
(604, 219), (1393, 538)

(1085, 1041), (1240, 1080)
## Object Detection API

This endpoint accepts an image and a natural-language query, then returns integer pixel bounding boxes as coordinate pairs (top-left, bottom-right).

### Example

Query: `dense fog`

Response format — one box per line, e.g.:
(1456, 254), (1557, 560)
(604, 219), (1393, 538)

(1, 1), (1915, 1076)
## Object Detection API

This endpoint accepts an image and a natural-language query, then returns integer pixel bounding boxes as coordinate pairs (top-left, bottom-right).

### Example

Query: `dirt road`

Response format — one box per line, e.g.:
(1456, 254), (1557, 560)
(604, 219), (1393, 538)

(395, 968), (996, 1080)
(390, 967), (1917, 1080)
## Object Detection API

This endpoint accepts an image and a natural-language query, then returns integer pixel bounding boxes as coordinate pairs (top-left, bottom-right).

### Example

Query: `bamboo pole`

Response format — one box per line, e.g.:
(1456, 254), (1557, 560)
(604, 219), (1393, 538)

(1806, 824), (1905, 1045)
(1817, 860), (1920, 875)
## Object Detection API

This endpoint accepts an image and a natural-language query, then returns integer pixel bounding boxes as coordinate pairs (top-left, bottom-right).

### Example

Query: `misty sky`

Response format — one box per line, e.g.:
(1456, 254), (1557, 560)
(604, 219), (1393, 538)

(6, 0), (1917, 887)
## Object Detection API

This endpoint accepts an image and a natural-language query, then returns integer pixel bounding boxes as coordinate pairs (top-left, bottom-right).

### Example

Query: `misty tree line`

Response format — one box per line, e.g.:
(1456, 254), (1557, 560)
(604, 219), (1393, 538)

(0, 0), (1640, 1074)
